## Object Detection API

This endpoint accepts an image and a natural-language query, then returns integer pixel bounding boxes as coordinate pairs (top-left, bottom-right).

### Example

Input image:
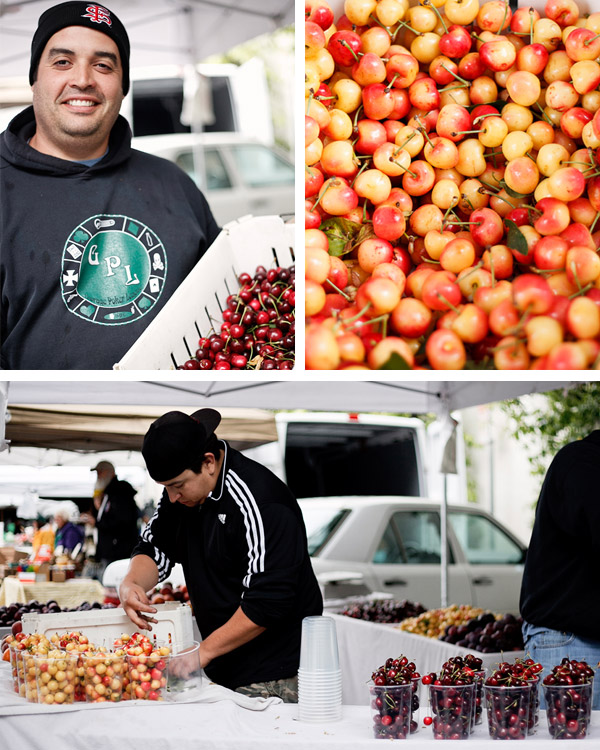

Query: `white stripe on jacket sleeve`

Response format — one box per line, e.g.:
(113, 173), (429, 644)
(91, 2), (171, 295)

(141, 507), (172, 579)
(226, 470), (266, 588)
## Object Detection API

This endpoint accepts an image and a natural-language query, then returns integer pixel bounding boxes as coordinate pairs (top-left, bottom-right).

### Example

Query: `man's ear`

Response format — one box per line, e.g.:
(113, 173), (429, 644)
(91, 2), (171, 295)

(204, 453), (216, 473)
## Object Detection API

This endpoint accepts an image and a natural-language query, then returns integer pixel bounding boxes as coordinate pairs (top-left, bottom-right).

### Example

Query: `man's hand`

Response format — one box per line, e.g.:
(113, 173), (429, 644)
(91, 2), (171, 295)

(119, 579), (158, 631)
(79, 512), (95, 526)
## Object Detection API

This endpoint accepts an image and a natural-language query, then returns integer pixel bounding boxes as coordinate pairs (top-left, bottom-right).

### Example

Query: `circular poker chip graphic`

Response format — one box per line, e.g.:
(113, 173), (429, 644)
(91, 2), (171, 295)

(61, 214), (167, 325)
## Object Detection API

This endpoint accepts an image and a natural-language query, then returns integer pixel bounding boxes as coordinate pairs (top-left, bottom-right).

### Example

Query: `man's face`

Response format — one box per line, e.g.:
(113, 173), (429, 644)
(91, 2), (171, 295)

(159, 456), (217, 508)
(32, 26), (124, 156)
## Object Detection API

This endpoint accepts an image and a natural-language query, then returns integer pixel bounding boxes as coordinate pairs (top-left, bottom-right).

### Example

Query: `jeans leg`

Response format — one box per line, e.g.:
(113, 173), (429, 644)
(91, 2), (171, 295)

(522, 621), (600, 710)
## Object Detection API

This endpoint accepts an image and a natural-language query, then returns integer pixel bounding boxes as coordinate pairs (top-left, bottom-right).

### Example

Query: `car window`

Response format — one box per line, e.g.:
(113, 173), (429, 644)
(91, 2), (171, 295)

(449, 512), (524, 564)
(374, 511), (453, 565)
(175, 148), (232, 190)
(228, 144), (294, 188)
(373, 522), (405, 564)
(301, 506), (349, 556)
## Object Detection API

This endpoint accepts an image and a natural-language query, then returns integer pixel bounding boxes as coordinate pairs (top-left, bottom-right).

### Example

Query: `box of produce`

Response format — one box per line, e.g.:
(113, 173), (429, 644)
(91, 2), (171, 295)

(114, 214), (295, 370)
(306, 0), (600, 371)
(20, 602), (193, 653)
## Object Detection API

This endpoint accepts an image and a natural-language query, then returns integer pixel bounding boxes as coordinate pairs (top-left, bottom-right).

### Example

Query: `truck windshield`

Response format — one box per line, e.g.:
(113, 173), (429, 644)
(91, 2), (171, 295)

(284, 422), (421, 498)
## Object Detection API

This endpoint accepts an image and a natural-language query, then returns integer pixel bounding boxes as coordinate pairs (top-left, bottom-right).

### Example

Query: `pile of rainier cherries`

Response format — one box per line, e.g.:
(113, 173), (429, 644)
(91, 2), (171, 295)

(305, 0), (600, 369)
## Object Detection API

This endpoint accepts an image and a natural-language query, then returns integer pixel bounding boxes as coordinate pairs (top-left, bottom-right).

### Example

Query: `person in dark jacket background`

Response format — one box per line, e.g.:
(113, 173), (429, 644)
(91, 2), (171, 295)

(520, 430), (600, 708)
(0, 1), (219, 370)
(119, 408), (323, 702)
(80, 459), (139, 581)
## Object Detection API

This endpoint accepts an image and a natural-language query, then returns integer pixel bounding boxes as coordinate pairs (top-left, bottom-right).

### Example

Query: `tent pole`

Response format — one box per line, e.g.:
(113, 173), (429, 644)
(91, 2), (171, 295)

(441, 473), (448, 608)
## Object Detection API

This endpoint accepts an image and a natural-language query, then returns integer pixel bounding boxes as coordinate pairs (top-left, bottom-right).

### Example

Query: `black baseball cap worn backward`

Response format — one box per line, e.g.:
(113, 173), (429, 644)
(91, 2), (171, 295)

(29, 2), (131, 95)
(142, 408), (222, 482)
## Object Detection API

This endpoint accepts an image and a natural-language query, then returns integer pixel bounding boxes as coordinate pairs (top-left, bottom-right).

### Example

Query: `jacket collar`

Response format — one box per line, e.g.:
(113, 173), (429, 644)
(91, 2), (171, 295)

(208, 440), (228, 502)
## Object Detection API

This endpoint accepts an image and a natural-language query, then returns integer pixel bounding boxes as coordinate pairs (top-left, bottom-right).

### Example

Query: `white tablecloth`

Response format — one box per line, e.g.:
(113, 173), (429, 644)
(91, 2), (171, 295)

(331, 614), (525, 705)
(0, 577), (105, 608)
(0, 678), (595, 748)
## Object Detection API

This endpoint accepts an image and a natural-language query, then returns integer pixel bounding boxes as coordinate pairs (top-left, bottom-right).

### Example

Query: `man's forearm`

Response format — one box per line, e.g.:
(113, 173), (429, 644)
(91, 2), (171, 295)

(200, 606), (265, 668)
(120, 554), (159, 593)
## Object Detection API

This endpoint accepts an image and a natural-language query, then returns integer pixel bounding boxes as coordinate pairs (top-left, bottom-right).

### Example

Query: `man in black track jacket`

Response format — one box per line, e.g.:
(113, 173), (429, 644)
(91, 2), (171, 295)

(0, 2), (219, 369)
(119, 408), (323, 701)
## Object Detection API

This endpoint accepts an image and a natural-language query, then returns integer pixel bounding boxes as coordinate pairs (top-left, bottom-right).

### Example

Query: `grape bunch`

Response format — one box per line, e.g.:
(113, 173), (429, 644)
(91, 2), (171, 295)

(341, 598), (426, 622)
(180, 264), (295, 370)
(439, 610), (524, 652)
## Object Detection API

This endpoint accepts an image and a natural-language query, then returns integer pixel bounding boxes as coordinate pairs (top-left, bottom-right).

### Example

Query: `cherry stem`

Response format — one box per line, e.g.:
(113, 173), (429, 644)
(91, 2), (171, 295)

(343, 303), (372, 325)
(525, 151), (536, 162)
(440, 64), (470, 86)
(420, 125), (435, 147)
(386, 74), (399, 91)
(479, 179), (500, 192)
(451, 129), (482, 136)
(441, 204), (457, 228)
(423, 0), (448, 33)
(312, 179), (333, 210)
(534, 102), (553, 125)
(471, 32), (486, 43)
(584, 32), (600, 46)
(325, 278), (351, 300)
(305, 92), (313, 116)
(351, 161), (370, 188)
(395, 131), (417, 151)
(353, 104), (364, 129)
(397, 20), (421, 35)
(362, 200), (369, 223)
(367, 13), (389, 32)
(496, 0), (509, 35)
(568, 280), (594, 298)
(529, 9), (535, 45)
(340, 39), (360, 62)
(473, 112), (499, 124)
(437, 294), (461, 314)
(481, 189), (516, 208)
(590, 211), (600, 234)
(439, 83), (469, 93)
(459, 259), (485, 282)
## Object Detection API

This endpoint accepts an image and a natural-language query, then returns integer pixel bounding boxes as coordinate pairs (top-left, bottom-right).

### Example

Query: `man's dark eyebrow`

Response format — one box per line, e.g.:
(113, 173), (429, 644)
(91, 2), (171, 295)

(46, 47), (119, 64)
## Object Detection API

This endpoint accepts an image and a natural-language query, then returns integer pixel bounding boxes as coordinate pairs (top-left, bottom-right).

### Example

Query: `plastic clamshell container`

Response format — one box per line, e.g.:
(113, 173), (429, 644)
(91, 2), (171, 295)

(21, 602), (194, 654)
(113, 214), (295, 369)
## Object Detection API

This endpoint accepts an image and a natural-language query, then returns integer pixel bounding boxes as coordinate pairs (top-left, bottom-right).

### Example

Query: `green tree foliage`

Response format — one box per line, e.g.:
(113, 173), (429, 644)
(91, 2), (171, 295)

(501, 382), (600, 481)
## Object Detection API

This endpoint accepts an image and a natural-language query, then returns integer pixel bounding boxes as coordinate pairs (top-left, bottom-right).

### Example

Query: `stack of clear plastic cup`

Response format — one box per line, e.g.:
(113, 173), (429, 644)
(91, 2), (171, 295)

(297, 615), (342, 723)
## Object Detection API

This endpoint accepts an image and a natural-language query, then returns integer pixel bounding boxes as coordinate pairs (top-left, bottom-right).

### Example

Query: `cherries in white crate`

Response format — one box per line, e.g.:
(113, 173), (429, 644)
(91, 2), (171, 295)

(305, 0), (600, 369)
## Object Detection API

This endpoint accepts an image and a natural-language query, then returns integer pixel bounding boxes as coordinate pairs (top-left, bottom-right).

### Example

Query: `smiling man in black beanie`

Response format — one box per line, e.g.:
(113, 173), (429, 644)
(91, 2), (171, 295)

(119, 408), (323, 703)
(0, 2), (219, 370)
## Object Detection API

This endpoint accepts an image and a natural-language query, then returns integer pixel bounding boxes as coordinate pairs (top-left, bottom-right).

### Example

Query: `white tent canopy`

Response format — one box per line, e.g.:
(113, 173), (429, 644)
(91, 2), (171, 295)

(2, 379), (578, 415)
(0, 0), (294, 77)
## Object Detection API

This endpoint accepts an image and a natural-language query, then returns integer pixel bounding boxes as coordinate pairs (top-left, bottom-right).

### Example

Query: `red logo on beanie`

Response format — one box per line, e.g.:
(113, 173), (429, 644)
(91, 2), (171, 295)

(82, 5), (112, 26)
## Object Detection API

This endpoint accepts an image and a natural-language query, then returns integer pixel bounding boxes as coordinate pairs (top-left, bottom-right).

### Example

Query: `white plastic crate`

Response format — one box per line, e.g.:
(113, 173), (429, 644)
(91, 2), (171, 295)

(114, 214), (295, 369)
(20, 601), (194, 653)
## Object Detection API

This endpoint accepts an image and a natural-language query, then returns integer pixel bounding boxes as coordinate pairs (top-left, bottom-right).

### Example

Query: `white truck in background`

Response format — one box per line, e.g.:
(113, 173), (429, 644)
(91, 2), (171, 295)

(243, 411), (468, 506)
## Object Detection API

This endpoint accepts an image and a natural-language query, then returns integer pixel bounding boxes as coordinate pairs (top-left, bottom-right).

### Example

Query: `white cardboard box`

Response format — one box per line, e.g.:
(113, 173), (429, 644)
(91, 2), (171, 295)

(21, 602), (194, 653)
(113, 214), (295, 369)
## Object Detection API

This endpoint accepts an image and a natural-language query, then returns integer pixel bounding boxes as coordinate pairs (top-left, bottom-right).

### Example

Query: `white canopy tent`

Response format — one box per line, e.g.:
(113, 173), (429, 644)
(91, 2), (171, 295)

(0, 0), (294, 77)
(0, 379), (578, 414)
(0, 379), (580, 604)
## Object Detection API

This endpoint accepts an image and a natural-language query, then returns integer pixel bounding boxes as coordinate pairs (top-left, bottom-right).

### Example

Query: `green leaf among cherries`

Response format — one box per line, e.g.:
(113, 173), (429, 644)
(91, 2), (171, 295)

(505, 219), (529, 258)
(321, 217), (375, 257)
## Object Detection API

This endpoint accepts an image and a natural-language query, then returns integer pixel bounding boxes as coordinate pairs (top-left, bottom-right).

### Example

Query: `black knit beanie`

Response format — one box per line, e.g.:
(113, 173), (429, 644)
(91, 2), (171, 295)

(29, 2), (130, 95)
(142, 409), (222, 482)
